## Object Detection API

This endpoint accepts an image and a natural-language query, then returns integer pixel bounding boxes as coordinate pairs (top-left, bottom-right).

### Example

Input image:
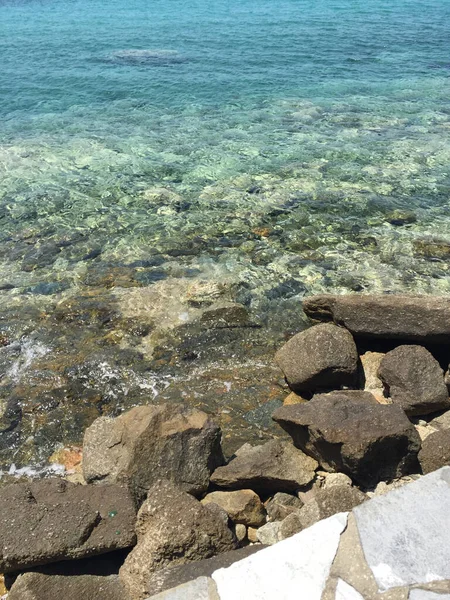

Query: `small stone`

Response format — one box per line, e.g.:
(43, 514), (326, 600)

(275, 323), (358, 393)
(202, 490), (266, 527)
(234, 524), (247, 543)
(360, 351), (385, 395)
(386, 210), (417, 226)
(265, 492), (304, 522)
(210, 440), (318, 494)
(247, 527), (259, 543)
(378, 345), (450, 416)
(419, 429), (450, 474)
(322, 473), (353, 489)
(283, 392), (308, 406)
(256, 522), (282, 545)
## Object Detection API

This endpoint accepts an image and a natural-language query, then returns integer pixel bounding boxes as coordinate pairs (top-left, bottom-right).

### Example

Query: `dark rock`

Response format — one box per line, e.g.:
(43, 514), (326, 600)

(145, 546), (264, 597)
(303, 294), (450, 343)
(385, 210), (417, 226)
(312, 390), (380, 404)
(119, 480), (237, 600)
(8, 573), (127, 600)
(83, 404), (224, 504)
(273, 396), (421, 487)
(200, 302), (250, 328)
(0, 479), (136, 573)
(274, 323), (359, 393)
(265, 492), (304, 522)
(21, 243), (61, 272)
(418, 429), (450, 474)
(210, 439), (317, 494)
(378, 345), (450, 416)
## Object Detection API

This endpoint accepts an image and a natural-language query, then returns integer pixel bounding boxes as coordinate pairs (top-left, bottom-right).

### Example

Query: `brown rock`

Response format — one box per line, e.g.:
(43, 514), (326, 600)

(265, 492), (304, 522)
(210, 440), (317, 494)
(202, 490), (266, 527)
(279, 485), (367, 540)
(418, 429), (450, 474)
(275, 323), (358, 393)
(8, 573), (127, 600)
(83, 403), (224, 504)
(119, 480), (236, 600)
(303, 294), (450, 344)
(283, 392), (308, 406)
(378, 345), (450, 416)
(273, 396), (421, 487)
(0, 479), (136, 573)
(360, 351), (385, 395)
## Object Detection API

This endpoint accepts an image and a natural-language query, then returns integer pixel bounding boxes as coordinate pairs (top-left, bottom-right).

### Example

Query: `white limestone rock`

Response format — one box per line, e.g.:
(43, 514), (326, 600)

(353, 467), (450, 592)
(335, 579), (365, 600)
(212, 512), (348, 600)
(409, 592), (450, 600)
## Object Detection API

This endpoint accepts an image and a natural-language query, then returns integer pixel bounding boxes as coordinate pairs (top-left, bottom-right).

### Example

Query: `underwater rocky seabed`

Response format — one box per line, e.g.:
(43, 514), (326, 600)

(2, 79), (450, 470)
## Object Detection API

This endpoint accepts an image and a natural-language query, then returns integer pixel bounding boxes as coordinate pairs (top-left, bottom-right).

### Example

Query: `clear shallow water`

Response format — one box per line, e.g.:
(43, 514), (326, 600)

(1, 0), (450, 468)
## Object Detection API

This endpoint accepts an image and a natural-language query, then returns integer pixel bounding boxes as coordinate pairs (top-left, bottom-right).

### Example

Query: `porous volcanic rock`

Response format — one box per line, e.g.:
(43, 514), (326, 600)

(0, 479), (136, 573)
(119, 480), (237, 600)
(272, 396), (421, 487)
(418, 429), (450, 474)
(82, 403), (224, 504)
(274, 323), (358, 393)
(210, 440), (318, 494)
(303, 294), (450, 343)
(7, 573), (127, 600)
(202, 490), (266, 527)
(378, 345), (450, 416)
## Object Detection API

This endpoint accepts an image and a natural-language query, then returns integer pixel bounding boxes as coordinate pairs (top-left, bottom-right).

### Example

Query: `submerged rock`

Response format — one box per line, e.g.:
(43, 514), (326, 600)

(82, 404), (224, 504)
(106, 49), (188, 66)
(274, 323), (359, 393)
(273, 396), (421, 487)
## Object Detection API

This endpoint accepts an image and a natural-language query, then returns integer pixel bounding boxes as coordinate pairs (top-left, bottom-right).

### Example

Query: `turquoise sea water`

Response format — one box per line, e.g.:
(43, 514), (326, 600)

(1, 0), (450, 468)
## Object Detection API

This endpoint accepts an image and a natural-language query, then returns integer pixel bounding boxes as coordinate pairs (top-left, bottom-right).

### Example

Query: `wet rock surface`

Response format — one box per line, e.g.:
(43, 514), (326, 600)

(273, 396), (421, 486)
(0, 479), (136, 573)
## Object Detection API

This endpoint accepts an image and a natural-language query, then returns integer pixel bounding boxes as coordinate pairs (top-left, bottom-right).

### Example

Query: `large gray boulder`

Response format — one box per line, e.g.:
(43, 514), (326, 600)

(0, 479), (136, 573)
(210, 440), (317, 494)
(303, 294), (450, 343)
(8, 573), (127, 600)
(83, 404), (224, 504)
(378, 345), (450, 416)
(273, 396), (421, 487)
(274, 323), (358, 393)
(418, 429), (450, 474)
(119, 480), (237, 600)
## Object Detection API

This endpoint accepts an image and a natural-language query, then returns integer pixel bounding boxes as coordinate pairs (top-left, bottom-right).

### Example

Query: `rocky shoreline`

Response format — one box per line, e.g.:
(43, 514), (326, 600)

(1, 294), (450, 599)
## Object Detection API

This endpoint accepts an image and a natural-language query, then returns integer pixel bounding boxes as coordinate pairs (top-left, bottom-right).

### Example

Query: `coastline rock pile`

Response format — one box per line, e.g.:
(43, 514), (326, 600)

(1, 294), (450, 599)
